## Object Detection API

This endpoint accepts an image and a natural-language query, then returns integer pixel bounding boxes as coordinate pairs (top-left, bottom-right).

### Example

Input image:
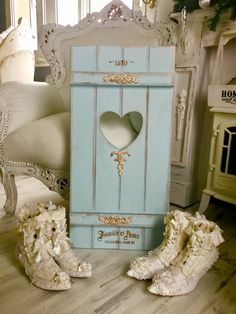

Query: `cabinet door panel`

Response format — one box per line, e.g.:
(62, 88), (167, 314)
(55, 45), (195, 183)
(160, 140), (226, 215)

(171, 67), (196, 167)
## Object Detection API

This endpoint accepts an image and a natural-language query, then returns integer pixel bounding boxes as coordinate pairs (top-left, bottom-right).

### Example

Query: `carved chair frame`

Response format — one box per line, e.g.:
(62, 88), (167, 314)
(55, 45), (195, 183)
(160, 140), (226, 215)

(0, 0), (176, 216)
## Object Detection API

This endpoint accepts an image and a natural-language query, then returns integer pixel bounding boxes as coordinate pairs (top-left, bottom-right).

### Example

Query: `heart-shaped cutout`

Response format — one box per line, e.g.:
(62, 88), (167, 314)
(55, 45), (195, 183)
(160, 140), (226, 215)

(100, 111), (143, 149)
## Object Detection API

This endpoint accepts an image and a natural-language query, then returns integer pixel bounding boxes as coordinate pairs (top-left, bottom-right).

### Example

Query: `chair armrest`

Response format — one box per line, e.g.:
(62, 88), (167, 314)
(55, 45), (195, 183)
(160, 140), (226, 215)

(0, 81), (66, 136)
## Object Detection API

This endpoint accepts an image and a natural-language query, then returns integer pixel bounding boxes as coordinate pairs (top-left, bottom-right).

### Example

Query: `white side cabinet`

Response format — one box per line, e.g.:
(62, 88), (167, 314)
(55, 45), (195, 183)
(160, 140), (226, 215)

(199, 85), (236, 213)
(170, 11), (207, 207)
(170, 9), (236, 207)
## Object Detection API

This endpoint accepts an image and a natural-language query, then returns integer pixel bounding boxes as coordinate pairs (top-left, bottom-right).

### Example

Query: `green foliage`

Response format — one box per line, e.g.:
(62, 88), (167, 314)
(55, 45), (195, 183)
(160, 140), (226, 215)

(208, 0), (236, 31)
(173, 0), (236, 31)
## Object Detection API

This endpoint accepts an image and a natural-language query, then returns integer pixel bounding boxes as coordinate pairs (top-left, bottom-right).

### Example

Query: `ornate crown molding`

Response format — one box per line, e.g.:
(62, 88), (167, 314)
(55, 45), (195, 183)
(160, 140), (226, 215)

(176, 89), (187, 141)
(39, 0), (177, 89)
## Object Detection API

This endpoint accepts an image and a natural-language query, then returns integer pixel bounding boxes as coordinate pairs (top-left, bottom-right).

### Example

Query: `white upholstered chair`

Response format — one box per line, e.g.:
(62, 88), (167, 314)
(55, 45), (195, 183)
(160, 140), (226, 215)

(0, 0), (176, 217)
(0, 18), (35, 83)
(0, 18), (70, 217)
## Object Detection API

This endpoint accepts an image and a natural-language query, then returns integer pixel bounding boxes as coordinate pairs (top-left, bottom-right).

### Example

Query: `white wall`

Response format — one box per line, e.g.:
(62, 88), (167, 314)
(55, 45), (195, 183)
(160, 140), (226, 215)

(156, 0), (173, 22)
(143, 0), (173, 23)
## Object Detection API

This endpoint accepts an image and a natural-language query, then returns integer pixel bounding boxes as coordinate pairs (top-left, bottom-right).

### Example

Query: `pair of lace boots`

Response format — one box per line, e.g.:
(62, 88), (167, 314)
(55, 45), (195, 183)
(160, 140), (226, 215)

(127, 210), (224, 296)
(16, 201), (92, 290)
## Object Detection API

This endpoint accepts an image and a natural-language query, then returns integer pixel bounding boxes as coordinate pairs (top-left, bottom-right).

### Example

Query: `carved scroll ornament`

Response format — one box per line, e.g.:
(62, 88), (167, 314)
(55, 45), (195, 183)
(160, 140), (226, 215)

(103, 73), (138, 85)
(176, 89), (187, 141)
(98, 215), (133, 225)
(110, 151), (131, 176)
(4, 161), (69, 198)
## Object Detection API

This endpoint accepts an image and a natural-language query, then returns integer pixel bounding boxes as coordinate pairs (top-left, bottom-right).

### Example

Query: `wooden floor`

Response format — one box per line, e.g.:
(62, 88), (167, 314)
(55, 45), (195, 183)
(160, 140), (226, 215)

(0, 176), (236, 314)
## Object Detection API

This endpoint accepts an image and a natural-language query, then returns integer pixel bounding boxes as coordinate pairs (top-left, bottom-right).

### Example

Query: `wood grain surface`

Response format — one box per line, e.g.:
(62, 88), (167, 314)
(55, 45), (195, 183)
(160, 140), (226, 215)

(0, 176), (235, 314)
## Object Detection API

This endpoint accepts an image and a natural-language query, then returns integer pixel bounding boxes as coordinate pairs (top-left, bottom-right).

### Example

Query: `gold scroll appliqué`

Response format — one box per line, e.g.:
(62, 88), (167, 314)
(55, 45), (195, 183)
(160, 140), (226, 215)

(103, 73), (138, 85)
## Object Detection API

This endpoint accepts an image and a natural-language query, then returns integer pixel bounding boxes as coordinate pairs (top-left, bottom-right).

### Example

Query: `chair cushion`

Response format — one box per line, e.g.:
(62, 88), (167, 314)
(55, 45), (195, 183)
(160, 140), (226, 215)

(0, 25), (14, 45)
(0, 52), (35, 83)
(0, 18), (35, 83)
(0, 81), (66, 135)
(3, 112), (70, 170)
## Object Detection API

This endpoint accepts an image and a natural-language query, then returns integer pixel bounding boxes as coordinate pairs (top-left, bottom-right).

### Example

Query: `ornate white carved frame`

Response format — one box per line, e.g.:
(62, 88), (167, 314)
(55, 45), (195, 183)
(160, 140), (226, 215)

(39, 0), (177, 93)
(0, 0), (177, 217)
(172, 66), (196, 167)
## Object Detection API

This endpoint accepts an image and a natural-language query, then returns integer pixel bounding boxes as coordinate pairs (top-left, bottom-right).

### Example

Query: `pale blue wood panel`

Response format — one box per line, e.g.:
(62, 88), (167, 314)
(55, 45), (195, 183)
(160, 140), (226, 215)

(118, 227), (145, 250)
(70, 212), (164, 227)
(71, 46), (97, 72)
(123, 47), (150, 72)
(70, 224), (165, 250)
(93, 227), (120, 249)
(71, 46), (175, 74)
(144, 225), (164, 249)
(149, 47), (175, 73)
(70, 86), (95, 212)
(70, 212), (163, 227)
(145, 87), (173, 213)
(71, 72), (174, 87)
(97, 46), (122, 72)
(120, 87), (146, 213)
(70, 45), (174, 250)
(95, 86), (121, 213)
(70, 226), (92, 248)
(93, 227), (146, 250)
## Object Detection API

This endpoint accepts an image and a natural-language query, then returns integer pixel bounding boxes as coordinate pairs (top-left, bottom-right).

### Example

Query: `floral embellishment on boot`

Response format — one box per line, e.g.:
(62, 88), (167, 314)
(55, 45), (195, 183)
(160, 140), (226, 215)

(148, 213), (224, 296)
(16, 201), (93, 291)
(127, 210), (191, 280)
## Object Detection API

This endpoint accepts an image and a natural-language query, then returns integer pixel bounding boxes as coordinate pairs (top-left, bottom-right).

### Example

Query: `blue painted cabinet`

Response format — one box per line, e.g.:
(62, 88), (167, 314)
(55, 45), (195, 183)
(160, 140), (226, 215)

(70, 46), (175, 250)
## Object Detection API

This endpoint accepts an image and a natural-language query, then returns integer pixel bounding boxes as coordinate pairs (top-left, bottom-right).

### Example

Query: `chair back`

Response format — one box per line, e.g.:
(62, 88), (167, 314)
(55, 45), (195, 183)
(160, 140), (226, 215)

(39, 0), (176, 109)
(0, 18), (35, 83)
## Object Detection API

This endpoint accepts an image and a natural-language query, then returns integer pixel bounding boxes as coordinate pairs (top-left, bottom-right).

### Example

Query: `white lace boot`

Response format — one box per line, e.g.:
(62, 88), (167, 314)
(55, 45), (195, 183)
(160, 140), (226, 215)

(148, 214), (224, 295)
(38, 202), (92, 278)
(127, 210), (191, 280)
(16, 204), (71, 290)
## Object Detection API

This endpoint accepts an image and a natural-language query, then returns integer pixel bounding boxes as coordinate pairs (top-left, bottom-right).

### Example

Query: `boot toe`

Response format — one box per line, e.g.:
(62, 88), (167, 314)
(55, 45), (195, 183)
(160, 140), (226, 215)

(128, 256), (165, 280)
(69, 261), (92, 278)
(31, 271), (71, 291)
(147, 283), (160, 295)
(148, 282), (175, 296)
(70, 270), (92, 278)
(127, 269), (135, 277)
(127, 268), (148, 280)
(127, 266), (153, 280)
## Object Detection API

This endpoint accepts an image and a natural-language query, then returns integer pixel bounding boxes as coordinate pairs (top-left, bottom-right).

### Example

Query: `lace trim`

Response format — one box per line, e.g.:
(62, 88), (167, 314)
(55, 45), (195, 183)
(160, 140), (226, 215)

(0, 102), (9, 165)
